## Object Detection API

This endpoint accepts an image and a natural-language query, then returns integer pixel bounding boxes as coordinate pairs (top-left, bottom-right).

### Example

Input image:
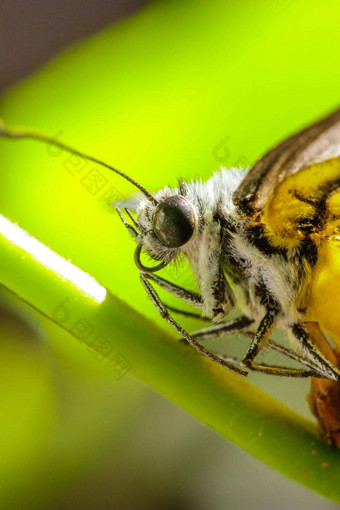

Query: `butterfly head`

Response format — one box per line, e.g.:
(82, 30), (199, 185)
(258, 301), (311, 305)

(117, 186), (197, 273)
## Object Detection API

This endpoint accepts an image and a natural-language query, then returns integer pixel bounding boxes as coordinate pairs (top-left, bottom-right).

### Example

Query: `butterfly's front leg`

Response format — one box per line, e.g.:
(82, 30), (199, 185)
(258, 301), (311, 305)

(140, 273), (247, 376)
(145, 261), (235, 323)
(144, 272), (204, 310)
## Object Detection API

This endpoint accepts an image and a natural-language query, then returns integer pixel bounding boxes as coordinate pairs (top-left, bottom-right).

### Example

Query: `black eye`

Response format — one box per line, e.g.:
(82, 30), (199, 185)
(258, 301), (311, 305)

(153, 196), (195, 248)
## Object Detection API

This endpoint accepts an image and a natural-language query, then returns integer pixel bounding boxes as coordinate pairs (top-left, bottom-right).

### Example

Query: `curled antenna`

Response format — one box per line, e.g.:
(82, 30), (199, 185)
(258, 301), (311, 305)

(0, 122), (158, 204)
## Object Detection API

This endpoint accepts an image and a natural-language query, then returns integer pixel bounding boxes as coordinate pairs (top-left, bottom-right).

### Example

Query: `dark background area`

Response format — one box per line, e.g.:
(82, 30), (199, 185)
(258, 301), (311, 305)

(0, 0), (148, 92)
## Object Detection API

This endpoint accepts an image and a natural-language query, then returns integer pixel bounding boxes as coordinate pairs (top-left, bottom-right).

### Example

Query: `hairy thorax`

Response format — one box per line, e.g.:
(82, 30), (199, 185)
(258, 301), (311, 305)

(220, 217), (313, 327)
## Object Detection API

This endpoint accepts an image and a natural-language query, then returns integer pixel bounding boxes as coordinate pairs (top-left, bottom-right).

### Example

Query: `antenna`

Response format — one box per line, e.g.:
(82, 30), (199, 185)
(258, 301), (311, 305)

(0, 123), (158, 204)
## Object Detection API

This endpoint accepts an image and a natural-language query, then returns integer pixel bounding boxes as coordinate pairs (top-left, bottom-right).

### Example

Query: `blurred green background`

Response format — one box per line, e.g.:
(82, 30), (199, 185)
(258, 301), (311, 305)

(0, 0), (339, 508)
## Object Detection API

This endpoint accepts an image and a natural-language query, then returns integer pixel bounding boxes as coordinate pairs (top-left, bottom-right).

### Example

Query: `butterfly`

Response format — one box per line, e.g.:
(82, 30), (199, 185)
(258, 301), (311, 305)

(117, 108), (340, 383)
(1, 109), (340, 441)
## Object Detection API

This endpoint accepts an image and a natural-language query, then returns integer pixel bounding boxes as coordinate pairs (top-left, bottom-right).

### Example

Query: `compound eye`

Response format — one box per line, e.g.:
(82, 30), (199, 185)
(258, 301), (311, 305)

(153, 196), (195, 248)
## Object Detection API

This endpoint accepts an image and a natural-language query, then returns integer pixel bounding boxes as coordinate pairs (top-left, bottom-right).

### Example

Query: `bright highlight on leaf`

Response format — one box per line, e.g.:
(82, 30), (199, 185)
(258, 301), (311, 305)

(0, 214), (106, 303)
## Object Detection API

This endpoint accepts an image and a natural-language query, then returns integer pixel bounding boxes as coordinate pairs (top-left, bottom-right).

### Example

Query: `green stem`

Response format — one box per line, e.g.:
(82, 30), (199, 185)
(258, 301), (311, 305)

(0, 215), (339, 502)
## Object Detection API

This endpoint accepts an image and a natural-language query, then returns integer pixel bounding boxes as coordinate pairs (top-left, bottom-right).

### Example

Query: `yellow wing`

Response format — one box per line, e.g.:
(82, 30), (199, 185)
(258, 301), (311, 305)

(263, 156), (340, 248)
(262, 156), (340, 344)
(233, 108), (340, 215)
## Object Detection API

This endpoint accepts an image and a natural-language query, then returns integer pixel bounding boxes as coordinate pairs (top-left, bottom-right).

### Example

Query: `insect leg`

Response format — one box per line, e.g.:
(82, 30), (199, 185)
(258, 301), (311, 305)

(190, 321), (323, 369)
(227, 360), (318, 378)
(140, 274), (247, 376)
(187, 322), (322, 377)
(241, 308), (322, 376)
(242, 308), (279, 363)
(188, 316), (254, 341)
(291, 323), (340, 380)
(144, 273), (204, 310)
(165, 305), (251, 329)
(115, 207), (138, 238)
(164, 305), (211, 322)
(170, 302), (327, 376)
(143, 276), (328, 378)
(266, 339), (322, 370)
